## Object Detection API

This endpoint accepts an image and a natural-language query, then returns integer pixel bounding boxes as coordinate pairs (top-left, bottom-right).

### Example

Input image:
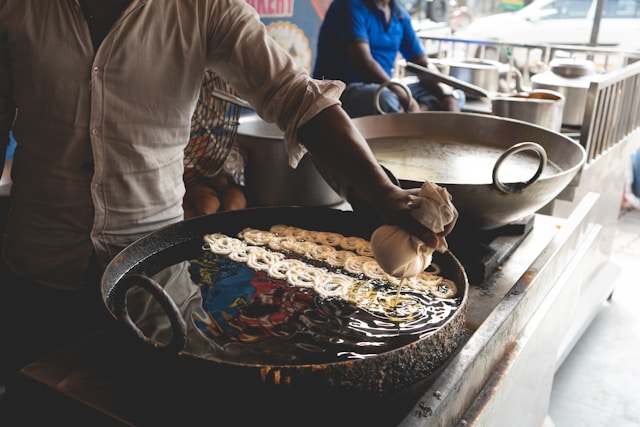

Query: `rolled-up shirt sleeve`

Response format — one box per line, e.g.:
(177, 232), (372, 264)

(279, 78), (345, 168)
(204, 0), (346, 168)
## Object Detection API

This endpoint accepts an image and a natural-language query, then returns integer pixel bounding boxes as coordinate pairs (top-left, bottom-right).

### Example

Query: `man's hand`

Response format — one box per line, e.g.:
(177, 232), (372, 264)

(441, 94), (461, 112)
(387, 83), (419, 112)
(377, 185), (456, 249)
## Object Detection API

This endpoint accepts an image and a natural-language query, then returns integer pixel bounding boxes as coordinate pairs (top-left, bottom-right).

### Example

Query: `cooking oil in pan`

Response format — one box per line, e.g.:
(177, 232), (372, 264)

(182, 251), (461, 365)
(368, 137), (562, 184)
(131, 248), (462, 366)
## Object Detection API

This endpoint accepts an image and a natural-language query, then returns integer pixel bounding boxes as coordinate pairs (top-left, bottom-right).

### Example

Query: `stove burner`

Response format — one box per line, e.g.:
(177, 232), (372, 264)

(448, 215), (535, 284)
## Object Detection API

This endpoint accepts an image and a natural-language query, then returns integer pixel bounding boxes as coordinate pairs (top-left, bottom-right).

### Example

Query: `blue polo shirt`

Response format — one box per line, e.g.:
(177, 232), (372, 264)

(313, 0), (424, 83)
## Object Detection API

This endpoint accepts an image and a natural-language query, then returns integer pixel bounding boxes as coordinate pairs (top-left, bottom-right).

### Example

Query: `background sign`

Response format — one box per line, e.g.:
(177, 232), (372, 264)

(247, 0), (333, 72)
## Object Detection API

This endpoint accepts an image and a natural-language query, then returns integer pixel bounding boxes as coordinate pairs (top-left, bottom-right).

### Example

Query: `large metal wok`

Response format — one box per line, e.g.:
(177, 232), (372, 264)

(351, 112), (586, 229)
(100, 206), (468, 401)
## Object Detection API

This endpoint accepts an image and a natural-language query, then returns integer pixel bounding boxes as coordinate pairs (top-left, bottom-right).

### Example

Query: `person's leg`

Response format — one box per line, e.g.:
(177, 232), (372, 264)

(340, 83), (402, 117)
(408, 81), (440, 111)
(408, 82), (466, 111)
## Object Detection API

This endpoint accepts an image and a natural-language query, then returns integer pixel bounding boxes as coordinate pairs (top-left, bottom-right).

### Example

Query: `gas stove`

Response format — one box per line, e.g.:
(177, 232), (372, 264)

(447, 215), (535, 284)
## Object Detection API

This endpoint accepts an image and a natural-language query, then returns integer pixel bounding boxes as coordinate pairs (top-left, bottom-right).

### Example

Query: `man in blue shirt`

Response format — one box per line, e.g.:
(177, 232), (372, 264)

(313, 0), (463, 117)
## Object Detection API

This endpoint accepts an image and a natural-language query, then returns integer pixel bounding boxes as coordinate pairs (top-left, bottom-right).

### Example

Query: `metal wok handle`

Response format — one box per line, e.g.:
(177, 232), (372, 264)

(374, 80), (413, 114)
(492, 142), (547, 193)
(111, 274), (188, 353)
(210, 88), (254, 109)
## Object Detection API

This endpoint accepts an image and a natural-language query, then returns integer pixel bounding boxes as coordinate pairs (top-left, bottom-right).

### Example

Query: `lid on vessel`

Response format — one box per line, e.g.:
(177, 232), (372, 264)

(549, 59), (596, 78)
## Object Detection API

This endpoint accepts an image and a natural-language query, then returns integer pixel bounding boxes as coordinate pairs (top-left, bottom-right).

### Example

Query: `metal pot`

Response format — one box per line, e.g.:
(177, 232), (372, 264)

(530, 59), (596, 127)
(100, 206), (468, 399)
(351, 112), (586, 229)
(235, 114), (343, 208)
(491, 89), (565, 132)
(438, 58), (503, 96)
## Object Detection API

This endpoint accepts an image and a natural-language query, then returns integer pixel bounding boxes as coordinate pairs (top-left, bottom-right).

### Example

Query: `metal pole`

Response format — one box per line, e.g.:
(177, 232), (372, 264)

(589, 0), (605, 47)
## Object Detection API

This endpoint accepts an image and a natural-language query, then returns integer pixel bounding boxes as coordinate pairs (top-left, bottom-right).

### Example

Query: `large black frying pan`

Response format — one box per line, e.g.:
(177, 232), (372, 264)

(100, 206), (468, 400)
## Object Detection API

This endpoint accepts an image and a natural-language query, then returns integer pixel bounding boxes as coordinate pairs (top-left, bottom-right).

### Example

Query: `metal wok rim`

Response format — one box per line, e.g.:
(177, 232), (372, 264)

(351, 112), (586, 229)
(351, 112), (586, 185)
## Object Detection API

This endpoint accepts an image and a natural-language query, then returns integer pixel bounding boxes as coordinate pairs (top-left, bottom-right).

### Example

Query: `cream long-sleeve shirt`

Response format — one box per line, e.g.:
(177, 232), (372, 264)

(0, 0), (344, 290)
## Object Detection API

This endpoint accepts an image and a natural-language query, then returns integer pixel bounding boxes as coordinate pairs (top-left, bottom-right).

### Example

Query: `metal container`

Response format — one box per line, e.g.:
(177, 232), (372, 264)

(530, 59), (596, 127)
(439, 58), (503, 96)
(351, 112), (586, 229)
(235, 115), (343, 208)
(491, 89), (565, 132)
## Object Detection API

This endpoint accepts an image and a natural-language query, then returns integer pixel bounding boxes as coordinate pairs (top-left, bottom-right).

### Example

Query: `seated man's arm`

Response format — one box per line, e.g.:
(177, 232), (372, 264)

(407, 55), (460, 112)
(346, 42), (419, 112)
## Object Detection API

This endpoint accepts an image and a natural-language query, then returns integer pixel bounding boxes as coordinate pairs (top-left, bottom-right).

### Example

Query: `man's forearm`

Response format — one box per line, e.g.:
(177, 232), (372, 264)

(297, 105), (398, 215)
